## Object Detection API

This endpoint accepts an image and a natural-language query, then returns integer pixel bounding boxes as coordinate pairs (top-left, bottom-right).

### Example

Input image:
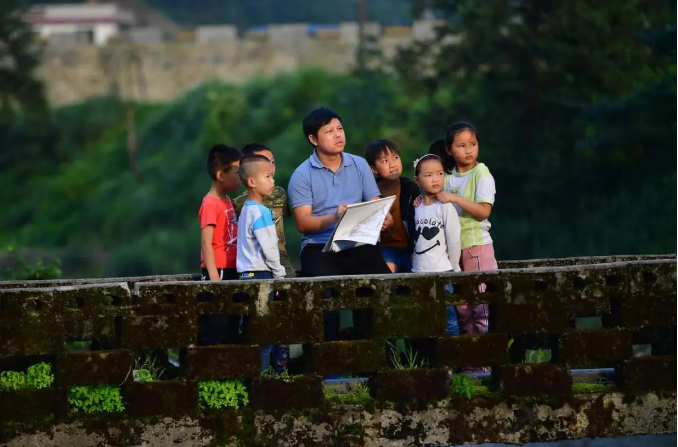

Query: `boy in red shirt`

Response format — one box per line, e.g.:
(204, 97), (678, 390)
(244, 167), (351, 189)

(200, 144), (242, 281)
(199, 144), (242, 345)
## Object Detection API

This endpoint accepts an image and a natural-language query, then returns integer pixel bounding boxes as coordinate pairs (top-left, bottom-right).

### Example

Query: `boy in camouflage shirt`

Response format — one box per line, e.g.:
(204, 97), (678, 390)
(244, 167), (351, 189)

(234, 143), (296, 278)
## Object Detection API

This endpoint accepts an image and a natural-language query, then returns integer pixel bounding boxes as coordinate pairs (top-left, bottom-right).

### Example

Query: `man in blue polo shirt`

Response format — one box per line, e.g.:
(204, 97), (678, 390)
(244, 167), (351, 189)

(289, 107), (392, 341)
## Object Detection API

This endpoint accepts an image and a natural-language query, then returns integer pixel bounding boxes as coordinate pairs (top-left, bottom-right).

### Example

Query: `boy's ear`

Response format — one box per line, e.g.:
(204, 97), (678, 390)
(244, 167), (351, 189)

(370, 165), (378, 175)
(247, 177), (256, 188)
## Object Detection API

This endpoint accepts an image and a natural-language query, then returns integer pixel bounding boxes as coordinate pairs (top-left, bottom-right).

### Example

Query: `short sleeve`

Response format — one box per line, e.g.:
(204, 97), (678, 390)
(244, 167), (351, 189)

(199, 201), (219, 229)
(288, 166), (313, 209)
(357, 156), (381, 200)
(476, 171), (496, 205)
(281, 189), (290, 217)
(233, 192), (247, 214)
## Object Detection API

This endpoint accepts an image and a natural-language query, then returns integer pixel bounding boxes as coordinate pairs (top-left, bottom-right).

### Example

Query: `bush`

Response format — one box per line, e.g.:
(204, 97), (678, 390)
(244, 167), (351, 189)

(0, 362), (54, 390)
(0, 246), (61, 280)
(68, 385), (124, 413)
(198, 379), (248, 410)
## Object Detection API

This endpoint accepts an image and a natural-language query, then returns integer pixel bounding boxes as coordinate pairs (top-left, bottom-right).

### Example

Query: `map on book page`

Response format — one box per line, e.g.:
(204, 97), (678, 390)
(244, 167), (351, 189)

(322, 195), (396, 253)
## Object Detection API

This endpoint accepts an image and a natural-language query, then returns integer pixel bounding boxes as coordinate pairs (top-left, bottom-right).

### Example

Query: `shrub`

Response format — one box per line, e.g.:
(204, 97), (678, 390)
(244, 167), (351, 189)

(68, 385), (124, 413)
(198, 379), (248, 410)
(0, 362), (54, 390)
(450, 374), (487, 400)
(0, 371), (26, 390)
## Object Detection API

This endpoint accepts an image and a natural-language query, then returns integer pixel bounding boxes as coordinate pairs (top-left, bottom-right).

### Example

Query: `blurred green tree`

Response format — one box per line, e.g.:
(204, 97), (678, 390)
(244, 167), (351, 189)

(394, 0), (676, 258)
(0, 0), (47, 124)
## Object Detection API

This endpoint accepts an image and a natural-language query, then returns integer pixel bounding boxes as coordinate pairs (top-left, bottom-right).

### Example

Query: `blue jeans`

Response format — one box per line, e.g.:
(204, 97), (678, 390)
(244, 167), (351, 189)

(447, 306), (460, 336)
(239, 271), (275, 371)
(381, 246), (412, 273)
(444, 283), (460, 336)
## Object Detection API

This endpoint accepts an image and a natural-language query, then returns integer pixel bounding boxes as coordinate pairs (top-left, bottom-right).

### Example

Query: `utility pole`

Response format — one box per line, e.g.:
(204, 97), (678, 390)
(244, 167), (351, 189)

(357, 0), (367, 70)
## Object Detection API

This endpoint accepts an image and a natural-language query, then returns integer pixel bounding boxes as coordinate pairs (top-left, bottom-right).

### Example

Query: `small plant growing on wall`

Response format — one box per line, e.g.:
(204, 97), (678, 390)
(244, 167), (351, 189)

(450, 374), (488, 400)
(0, 362), (54, 391)
(387, 340), (429, 370)
(261, 366), (295, 383)
(68, 385), (124, 413)
(324, 379), (371, 405)
(524, 348), (552, 364)
(132, 351), (166, 383)
(198, 379), (248, 410)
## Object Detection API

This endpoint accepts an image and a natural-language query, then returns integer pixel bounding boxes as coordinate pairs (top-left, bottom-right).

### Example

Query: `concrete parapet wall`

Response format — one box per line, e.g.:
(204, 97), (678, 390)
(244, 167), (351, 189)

(0, 256), (676, 445)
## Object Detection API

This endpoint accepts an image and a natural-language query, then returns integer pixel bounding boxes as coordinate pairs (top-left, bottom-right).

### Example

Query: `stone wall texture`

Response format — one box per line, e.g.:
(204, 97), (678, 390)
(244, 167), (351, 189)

(0, 255), (676, 446)
(38, 31), (415, 105)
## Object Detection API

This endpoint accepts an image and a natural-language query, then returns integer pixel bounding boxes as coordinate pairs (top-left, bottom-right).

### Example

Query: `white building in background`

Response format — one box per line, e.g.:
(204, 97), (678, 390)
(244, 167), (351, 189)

(26, 2), (136, 46)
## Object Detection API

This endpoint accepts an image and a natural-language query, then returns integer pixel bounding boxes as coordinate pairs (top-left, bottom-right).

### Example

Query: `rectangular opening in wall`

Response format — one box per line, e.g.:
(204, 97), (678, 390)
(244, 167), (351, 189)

(632, 344), (652, 357)
(0, 355), (55, 390)
(64, 340), (92, 352)
(323, 376), (370, 405)
(323, 308), (373, 341)
(508, 334), (558, 364)
(261, 343), (312, 376)
(449, 371), (492, 398)
(385, 338), (435, 370)
(634, 327), (675, 356)
(197, 313), (248, 346)
(573, 316), (603, 330)
(132, 348), (181, 382)
(571, 366), (615, 394)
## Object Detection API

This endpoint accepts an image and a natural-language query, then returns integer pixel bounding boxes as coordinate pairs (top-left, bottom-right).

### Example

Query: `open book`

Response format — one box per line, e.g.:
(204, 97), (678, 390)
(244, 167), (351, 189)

(322, 196), (396, 253)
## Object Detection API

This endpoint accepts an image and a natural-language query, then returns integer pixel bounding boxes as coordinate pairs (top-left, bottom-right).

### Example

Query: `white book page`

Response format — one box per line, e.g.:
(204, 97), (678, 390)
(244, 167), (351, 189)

(322, 196), (396, 253)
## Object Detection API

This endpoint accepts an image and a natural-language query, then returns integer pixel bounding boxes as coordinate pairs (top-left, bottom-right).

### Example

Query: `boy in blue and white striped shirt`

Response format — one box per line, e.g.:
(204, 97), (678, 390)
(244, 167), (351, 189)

(236, 154), (286, 279)
(236, 154), (287, 372)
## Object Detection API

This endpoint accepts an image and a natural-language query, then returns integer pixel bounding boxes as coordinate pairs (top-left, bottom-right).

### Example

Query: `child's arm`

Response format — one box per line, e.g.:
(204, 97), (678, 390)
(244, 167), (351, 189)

(437, 192), (492, 220)
(201, 225), (221, 280)
(253, 209), (286, 278)
(443, 204), (462, 272)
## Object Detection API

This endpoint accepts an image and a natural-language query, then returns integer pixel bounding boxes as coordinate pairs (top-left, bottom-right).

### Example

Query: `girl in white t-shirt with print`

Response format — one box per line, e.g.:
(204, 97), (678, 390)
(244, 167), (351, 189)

(435, 121), (497, 338)
(411, 154), (462, 336)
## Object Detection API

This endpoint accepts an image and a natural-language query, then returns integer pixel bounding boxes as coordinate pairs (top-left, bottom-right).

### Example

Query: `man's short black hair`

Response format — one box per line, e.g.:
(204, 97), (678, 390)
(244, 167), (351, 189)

(302, 107), (342, 146)
(207, 144), (241, 180)
(364, 139), (401, 166)
(242, 143), (272, 156)
(238, 154), (271, 184)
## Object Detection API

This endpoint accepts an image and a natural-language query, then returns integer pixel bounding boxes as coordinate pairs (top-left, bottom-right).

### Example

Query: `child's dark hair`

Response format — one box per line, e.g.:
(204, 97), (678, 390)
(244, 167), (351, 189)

(238, 154), (271, 184)
(207, 144), (241, 180)
(444, 121), (479, 148)
(428, 139), (456, 173)
(441, 121), (479, 173)
(413, 154), (443, 176)
(302, 107), (342, 146)
(242, 143), (272, 156)
(364, 139), (400, 166)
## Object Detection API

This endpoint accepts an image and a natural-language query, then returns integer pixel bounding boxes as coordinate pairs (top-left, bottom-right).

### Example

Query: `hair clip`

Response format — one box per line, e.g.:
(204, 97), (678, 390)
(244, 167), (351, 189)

(413, 154), (441, 170)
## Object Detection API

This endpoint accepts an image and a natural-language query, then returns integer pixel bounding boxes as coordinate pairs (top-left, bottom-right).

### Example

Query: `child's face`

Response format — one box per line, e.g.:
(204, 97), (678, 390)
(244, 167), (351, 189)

(248, 161), (276, 197)
(217, 161), (241, 191)
(254, 149), (276, 176)
(446, 129), (479, 171)
(414, 159), (445, 195)
(371, 148), (402, 181)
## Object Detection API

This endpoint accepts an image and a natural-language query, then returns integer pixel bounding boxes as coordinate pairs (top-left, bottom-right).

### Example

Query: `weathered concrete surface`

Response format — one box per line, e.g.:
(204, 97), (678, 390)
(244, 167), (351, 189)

(1, 256), (675, 446)
(0, 273), (198, 290)
(2, 392), (675, 446)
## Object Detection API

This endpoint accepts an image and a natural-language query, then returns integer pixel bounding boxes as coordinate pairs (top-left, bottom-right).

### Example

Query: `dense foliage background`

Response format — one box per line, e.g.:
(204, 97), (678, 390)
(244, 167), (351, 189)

(1, 0), (675, 279)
